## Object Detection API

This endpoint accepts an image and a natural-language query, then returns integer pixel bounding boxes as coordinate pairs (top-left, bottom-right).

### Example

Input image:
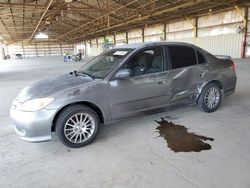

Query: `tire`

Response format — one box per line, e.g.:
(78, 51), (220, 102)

(198, 83), (222, 113)
(55, 105), (100, 148)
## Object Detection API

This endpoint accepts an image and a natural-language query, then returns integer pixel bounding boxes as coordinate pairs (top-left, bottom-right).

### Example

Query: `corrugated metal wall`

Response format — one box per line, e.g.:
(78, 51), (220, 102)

(166, 19), (194, 40)
(2, 8), (248, 59)
(6, 8), (243, 59)
(166, 8), (244, 58)
(84, 8), (247, 58)
(169, 8), (244, 58)
(115, 33), (126, 46)
(170, 34), (242, 58)
(128, 29), (143, 44)
(5, 42), (74, 58)
(144, 25), (164, 42)
(89, 39), (99, 56)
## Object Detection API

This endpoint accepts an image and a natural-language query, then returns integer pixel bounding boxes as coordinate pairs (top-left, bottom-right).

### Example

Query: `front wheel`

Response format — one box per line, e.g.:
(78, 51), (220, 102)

(198, 83), (222, 113)
(55, 105), (100, 148)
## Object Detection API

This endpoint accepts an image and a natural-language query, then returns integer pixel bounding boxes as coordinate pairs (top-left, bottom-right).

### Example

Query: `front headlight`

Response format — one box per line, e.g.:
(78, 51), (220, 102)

(16, 98), (54, 112)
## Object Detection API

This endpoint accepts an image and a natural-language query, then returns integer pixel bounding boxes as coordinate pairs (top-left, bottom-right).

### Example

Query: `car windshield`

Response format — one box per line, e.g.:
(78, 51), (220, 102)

(78, 48), (134, 79)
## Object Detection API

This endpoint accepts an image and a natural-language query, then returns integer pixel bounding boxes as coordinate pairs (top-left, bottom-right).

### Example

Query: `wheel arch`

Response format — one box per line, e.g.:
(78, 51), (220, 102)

(206, 80), (223, 90)
(196, 80), (224, 102)
(51, 101), (104, 132)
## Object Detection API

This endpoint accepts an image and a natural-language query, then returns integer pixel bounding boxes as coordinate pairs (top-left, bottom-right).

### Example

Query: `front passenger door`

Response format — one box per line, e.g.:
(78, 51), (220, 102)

(108, 46), (171, 120)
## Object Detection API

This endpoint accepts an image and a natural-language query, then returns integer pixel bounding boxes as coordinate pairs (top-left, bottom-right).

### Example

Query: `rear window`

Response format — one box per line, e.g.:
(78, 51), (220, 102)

(169, 46), (197, 69)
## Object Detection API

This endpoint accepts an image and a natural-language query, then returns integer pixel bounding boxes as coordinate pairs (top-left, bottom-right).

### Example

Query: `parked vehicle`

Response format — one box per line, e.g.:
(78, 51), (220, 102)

(10, 42), (237, 148)
(4, 55), (10, 60)
(15, 54), (23, 59)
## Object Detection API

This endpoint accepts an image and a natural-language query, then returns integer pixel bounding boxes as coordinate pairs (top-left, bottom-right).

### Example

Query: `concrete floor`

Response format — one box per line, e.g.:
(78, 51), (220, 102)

(0, 56), (250, 188)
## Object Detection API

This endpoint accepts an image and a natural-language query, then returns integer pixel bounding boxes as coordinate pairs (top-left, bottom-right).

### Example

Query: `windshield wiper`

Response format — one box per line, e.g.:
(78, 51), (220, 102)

(70, 70), (94, 80)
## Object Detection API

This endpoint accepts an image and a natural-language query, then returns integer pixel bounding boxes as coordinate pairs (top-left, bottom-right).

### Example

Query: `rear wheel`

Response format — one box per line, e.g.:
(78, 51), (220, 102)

(55, 105), (100, 148)
(198, 83), (222, 113)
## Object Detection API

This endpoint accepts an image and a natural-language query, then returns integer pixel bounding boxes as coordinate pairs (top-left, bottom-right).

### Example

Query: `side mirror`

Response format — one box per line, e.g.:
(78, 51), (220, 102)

(115, 69), (131, 79)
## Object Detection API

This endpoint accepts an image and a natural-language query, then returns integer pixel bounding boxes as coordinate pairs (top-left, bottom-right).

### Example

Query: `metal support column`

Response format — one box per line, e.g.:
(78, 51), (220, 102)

(194, 17), (198, 38)
(235, 6), (248, 58)
(142, 28), (145, 42)
(114, 34), (116, 45)
(59, 42), (62, 56)
(35, 42), (38, 57)
(126, 32), (128, 44)
(164, 23), (167, 40)
(84, 40), (87, 57)
(22, 42), (25, 58)
(242, 7), (248, 58)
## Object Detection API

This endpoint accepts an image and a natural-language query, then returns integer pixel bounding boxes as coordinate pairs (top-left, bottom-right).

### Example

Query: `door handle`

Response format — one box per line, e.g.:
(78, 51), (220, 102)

(157, 80), (164, 85)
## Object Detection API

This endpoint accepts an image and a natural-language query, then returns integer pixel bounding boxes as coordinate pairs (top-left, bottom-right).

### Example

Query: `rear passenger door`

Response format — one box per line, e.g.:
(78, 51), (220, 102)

(166, 45), (209, 105)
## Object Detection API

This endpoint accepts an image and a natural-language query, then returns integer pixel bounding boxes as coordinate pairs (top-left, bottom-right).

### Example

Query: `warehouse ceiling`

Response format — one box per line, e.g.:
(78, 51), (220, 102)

(0, 0), (250, 44)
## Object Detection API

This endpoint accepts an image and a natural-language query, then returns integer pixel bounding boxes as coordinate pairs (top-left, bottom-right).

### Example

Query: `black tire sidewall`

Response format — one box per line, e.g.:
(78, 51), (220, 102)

(198, 83), (222, 113)
(56, 105), (100, 148)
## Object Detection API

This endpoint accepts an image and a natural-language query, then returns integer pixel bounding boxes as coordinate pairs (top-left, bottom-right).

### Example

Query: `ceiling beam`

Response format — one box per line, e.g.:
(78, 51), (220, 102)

(28, 0), (54, 43)
(0, 2), (106, 11)
(57, 0), (140, 39)
(7, 0), (17, 34)
(76, 0), (121, 21)
(69, 0), (207, 42)
(0, 11), (44, 17)
(0, 17), (14, 40)
(0, 2), (44, 8)
(81, 2), (240, 41)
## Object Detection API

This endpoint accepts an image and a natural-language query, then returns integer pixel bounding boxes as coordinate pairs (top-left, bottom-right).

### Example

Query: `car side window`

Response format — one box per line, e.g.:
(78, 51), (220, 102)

(124, 47), (164, 77)
(169, 46), (197, 69)
(197, 50), (207, 64)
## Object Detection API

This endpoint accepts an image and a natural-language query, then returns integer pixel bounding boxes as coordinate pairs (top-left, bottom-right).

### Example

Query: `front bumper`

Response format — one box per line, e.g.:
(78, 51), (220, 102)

(10, 106), (57, 142)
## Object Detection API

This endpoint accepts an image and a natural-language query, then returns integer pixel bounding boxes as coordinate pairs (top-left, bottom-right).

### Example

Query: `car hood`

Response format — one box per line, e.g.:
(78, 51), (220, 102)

(16, 74), (94, 102)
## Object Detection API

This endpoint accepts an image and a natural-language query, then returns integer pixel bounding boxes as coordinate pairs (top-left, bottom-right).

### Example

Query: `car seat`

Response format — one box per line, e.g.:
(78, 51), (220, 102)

(145, 56), (163, 74)
(132, 55), (147, 76)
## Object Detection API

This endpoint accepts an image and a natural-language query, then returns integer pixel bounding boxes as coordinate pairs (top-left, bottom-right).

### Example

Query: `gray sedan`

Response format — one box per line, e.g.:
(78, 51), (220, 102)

(10, 42), (237, 148)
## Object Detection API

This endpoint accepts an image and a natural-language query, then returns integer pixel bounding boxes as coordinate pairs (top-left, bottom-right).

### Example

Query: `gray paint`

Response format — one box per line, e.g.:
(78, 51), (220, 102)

(10, 42), (237, 142)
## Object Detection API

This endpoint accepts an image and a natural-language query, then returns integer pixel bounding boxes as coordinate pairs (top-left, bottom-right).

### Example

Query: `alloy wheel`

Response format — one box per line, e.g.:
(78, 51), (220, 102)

(204, 87), (220, 109)
(64, 113), (95, 143)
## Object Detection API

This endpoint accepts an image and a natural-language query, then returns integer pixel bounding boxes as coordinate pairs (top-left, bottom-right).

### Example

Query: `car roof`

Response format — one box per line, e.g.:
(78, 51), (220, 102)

(113, 41), (197, 50)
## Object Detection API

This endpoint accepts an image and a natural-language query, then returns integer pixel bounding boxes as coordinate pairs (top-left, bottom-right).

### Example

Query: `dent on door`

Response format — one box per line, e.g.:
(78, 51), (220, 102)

(168, 65), (207, 104)
(108, 71), (170, 119)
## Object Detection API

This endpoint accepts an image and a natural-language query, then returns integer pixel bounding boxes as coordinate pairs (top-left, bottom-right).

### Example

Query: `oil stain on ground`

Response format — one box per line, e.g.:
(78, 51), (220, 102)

(156, 118), (214, 152)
